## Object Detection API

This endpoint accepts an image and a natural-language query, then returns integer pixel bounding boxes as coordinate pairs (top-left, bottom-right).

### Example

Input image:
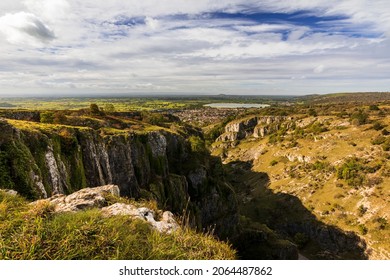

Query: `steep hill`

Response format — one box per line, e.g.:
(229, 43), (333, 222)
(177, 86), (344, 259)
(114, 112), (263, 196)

(211, 104), (390, 259)
(0, 110), (238, 240)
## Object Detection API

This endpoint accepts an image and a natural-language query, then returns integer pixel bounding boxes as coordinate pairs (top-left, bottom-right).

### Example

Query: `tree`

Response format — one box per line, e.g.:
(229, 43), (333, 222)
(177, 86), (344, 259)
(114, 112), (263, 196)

(90, 103), (101, 115)
(104, 103), (115, 114)
(40, 112), (54, 123)
(53, 111), (67, 124)
(188, 136), (206, 153)
(308, 108), (318, 117)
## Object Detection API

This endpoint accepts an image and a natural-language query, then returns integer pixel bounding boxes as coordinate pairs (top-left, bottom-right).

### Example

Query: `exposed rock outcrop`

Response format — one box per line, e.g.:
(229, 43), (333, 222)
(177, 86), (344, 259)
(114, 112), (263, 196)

(216, 116), (292, 142)
(33, 184), (120, 212)
(282, 152), (313, 163)
(32, 185), (179, 233)
(102, 203), (179, 233)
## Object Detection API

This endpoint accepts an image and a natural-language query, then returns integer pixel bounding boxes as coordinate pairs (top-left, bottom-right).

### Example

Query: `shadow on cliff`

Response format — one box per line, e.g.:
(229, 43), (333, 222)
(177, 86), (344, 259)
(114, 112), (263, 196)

(224, 160), (368, 260)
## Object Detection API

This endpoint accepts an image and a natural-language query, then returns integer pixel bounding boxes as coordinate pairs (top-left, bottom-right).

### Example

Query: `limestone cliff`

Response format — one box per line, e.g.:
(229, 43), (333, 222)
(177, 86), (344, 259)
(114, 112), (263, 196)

(0, 118), (238, 238)
(216, 116), (292, 142)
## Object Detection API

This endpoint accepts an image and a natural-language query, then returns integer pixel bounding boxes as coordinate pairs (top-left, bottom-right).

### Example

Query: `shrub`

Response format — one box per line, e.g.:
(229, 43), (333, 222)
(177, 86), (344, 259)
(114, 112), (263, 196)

(53, 111), (67, 124)
(308, 108), (317, 117)
(350, 110), (368, 126)
(375, 217), (387, 230)
(310, 161), (334, 172)
(358, 205), (368, 216)
(358, 224), (368, 235)
(307, 122), (328, 134)
(382, 138), (390, 151)
(103, 104), (115, 114)
(294, 127), (305, 137)
(90, 103), (104, 116)
(371, 136), (386, 145)
(268, 134), (278, 144)
(371, 122), (384, 131)
(286, 140), (299, 148)
(141, 112), (173, 126)
(40, 112), (54, 123)
(188, 136), (206, 153)
(337, 158), (366, 187)
(369, 104), (380, 111)
(270, 159), (278, 166)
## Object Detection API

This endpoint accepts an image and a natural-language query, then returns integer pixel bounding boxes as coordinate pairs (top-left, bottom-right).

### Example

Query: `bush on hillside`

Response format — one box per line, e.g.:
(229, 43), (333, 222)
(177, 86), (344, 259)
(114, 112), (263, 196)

(337, 158), (366, 187)
(350, 110), (369, 126)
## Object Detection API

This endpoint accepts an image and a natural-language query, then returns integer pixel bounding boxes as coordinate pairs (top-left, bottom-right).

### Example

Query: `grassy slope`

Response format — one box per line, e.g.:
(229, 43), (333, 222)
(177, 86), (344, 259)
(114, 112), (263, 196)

(212, 106), (390, 259)
(0, 191), (236, 260)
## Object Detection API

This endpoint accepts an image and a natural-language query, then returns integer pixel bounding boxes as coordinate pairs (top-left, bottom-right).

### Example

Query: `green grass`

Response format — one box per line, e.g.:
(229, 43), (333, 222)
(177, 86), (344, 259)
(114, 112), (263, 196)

(0, 95), (286, 112)
(0, 191), (236, 260)
(0, 98), (203, 112)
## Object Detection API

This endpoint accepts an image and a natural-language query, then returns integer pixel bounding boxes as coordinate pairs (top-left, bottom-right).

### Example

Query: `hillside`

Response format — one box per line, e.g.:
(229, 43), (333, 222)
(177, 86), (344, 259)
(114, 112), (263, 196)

(1, 95), (389, 260)
(299, 92), (390, 105)
(0, 186), (235, 260)
(211, 103), (390, 259)
(0, 107), (244, 260)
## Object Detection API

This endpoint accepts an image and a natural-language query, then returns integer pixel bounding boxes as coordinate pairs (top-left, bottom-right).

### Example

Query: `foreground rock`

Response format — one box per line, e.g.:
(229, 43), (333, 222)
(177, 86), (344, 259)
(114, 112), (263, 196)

(31, 185), (179, 233)
(101, 203), (178, 233)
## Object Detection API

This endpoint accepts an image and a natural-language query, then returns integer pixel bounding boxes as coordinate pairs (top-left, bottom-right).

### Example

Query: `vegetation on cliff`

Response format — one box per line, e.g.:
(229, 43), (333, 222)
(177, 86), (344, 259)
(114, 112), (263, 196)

(0, 107), (240, 260)
(211, 100), (390, 259)
(1, 93), (389, 260)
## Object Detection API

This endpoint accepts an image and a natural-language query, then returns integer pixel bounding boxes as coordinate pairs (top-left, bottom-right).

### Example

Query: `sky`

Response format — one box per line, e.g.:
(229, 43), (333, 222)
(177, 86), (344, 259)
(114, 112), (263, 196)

(0, 0), (390, 96)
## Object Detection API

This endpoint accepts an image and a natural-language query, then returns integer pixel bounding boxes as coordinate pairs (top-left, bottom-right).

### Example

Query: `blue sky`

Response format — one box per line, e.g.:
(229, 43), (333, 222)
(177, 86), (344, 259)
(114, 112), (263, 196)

(0, 0), (389, 96)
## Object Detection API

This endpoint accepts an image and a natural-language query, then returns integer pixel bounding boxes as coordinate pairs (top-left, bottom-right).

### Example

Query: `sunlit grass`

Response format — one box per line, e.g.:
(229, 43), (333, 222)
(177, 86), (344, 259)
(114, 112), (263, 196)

(0, 191), (236, 260)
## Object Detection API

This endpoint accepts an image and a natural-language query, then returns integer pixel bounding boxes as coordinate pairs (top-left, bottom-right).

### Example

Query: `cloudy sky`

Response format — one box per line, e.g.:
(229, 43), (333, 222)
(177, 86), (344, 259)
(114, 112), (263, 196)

(0, 0), (390, 96)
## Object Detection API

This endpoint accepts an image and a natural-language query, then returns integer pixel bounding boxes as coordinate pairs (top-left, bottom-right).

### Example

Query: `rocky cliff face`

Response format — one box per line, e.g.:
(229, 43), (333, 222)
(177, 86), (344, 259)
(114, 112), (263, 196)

(216, 116), (292, 142)
(0, 118), (238, 238)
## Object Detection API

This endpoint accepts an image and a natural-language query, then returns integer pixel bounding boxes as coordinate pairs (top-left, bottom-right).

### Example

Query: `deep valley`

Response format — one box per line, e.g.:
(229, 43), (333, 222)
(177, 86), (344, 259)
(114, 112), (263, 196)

(0, 93), (389, 260)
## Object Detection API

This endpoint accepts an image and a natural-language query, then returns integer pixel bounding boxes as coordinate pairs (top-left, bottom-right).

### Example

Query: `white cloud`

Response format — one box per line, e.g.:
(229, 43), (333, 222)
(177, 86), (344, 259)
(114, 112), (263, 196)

(235, 24), (293, 33)
(24, 0), (71, 23)
(0, 12), (55, 45)
(313, 64), (325, 73)
(0, 0), (390, 95)
(145, 17), (159, 30)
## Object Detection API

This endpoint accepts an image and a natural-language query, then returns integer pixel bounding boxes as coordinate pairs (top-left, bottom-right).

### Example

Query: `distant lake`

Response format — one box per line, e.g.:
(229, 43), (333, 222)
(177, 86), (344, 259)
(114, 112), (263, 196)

(204, 103), (270, 109)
